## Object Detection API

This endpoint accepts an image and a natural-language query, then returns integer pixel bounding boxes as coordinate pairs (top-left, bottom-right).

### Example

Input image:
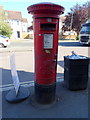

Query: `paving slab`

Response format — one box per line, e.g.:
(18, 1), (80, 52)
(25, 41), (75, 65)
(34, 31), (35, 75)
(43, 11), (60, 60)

(2, 81), (88, 119)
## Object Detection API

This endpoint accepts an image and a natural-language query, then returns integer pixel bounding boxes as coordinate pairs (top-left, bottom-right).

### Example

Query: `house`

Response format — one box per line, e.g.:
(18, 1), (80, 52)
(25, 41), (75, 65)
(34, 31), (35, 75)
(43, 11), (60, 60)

(5, 10), (28, 39)
(22, 18), (28, 33)
(28, 22), (33, 39)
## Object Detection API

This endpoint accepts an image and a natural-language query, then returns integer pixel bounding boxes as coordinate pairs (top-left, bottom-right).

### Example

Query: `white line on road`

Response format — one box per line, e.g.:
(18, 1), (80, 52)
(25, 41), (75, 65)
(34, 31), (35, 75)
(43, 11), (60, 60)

(0, 81), (34, 92)
(0, 77), (64, 91)
(0, 81), (34, 88)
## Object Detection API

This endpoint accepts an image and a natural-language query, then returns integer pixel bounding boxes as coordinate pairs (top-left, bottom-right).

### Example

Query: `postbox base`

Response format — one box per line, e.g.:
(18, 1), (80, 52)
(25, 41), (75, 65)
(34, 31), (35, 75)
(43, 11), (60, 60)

(35, 82), (56, 104)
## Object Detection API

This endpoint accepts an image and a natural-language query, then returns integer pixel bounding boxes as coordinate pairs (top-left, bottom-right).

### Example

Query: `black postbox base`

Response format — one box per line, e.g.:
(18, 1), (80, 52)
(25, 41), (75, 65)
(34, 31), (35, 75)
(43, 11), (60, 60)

(35, 82), (56, 104)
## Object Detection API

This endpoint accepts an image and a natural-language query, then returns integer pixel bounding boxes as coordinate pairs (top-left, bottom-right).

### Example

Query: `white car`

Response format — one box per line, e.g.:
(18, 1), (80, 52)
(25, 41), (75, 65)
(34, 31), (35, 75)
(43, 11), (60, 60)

(0, 35), (10, 47)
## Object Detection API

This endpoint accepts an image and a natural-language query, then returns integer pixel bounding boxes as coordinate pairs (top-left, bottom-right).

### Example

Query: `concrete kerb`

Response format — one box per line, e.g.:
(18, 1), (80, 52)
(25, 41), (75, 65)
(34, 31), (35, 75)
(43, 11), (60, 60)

(0, 47), (34, 53)
(10, 39), (33, 42)
(58, 39), (78, 42)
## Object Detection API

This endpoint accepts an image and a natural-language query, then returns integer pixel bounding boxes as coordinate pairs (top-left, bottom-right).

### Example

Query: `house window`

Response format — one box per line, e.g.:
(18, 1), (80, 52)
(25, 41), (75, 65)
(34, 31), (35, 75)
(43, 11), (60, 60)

(17, 21), (19, 25)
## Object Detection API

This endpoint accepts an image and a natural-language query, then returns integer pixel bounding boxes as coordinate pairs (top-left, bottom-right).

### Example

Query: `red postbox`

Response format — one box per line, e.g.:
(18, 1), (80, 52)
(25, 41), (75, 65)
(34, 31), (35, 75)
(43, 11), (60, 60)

(27, 2), (64, 104)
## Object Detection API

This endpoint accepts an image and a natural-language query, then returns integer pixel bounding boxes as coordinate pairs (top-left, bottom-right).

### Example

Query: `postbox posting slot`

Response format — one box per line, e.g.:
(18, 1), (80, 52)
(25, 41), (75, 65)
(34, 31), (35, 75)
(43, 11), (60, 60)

(40, 23), (56, 30)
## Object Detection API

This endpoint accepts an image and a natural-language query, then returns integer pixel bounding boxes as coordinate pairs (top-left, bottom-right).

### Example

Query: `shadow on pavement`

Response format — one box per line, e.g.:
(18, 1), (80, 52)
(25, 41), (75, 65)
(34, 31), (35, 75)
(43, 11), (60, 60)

(1, 68), (64, 86)
(57, 61), (64, 80)
(1, 69), (88, 118)
(2, 81), (88, 118)
(2, 68), (34, 86)
(57, 60), (64, 68)
(58, 41), (89, 47)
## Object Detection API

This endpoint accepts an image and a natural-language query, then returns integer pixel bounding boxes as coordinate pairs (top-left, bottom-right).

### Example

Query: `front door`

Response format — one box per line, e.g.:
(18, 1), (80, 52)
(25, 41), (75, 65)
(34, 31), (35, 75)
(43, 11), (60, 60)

(17, 31), (20, 38)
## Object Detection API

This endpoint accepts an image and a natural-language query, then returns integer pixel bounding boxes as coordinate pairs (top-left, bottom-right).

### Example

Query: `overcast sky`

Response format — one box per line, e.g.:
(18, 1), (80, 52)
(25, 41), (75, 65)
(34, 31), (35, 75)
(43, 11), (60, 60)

(0, 0), (88, 25)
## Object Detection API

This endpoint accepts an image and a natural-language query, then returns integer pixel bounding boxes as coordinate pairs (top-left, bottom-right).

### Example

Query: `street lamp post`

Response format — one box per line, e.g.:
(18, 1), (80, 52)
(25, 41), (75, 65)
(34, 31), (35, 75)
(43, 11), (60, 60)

(69, 11), (73, 40)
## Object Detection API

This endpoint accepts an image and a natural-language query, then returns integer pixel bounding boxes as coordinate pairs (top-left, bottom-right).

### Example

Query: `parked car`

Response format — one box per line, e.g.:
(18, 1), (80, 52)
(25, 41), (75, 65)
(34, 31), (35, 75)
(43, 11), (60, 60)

(0, 35), (10, 47)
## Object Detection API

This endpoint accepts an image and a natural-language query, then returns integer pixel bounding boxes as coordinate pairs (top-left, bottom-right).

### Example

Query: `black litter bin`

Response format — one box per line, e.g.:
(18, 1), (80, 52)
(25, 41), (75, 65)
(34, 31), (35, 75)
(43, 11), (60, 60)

(64, 56), (89, 90)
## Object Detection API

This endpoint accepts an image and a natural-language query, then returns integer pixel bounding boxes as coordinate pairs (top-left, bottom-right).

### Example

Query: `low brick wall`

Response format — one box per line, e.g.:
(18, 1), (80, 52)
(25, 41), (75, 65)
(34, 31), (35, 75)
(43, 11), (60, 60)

(22, 33), (30, 39)
(62, 35), (77, 40)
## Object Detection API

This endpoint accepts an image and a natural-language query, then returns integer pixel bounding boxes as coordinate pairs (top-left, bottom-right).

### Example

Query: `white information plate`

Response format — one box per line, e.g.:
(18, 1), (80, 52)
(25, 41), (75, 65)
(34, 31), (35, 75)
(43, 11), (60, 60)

(10, 54), (20, 95)
(44, 34), (53, 49)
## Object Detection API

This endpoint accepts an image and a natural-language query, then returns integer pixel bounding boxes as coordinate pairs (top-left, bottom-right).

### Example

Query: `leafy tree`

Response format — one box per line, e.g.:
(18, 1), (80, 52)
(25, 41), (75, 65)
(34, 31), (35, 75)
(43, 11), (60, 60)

(62, 2), (89, 35)
(0, 21), (12, 38)
(0, 6), (12, 38)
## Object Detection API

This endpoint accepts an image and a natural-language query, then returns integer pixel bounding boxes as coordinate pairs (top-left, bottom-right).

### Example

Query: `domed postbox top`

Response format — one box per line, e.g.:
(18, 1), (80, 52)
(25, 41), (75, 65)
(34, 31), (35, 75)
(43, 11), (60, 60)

(27, 2), (65, 18)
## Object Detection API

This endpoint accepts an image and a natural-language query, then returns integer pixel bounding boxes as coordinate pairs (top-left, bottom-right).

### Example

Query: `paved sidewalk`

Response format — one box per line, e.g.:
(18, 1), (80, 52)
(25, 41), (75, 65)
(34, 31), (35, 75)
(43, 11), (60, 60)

(2, 80), (88, 119)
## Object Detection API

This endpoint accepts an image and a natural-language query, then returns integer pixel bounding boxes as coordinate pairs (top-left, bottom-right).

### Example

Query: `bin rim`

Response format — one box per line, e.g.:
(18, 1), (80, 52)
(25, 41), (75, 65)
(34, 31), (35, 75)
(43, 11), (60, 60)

(64, 55), (90, 60)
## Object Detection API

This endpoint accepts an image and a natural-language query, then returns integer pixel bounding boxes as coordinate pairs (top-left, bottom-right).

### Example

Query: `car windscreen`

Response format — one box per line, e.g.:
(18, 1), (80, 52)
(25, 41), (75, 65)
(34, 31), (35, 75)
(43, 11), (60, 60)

(81, 26), (90, 33)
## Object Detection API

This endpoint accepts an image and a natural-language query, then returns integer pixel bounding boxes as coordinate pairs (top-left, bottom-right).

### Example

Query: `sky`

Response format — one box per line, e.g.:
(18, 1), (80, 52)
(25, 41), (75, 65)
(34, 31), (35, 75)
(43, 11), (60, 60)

(0, 0), (88, 25)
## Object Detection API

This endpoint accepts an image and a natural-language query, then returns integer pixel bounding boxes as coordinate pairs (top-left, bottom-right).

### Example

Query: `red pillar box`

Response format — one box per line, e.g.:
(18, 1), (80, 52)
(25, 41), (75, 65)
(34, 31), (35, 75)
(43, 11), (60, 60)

(27, 2), (64, 104)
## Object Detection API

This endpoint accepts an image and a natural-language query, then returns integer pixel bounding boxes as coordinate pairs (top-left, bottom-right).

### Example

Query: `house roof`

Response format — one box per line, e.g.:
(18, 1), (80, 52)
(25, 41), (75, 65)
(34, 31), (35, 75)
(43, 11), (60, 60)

(22, 18), (28, 23)
(59, 16), (66, 22)
(5, 10), (22, 20)
(28, 26), (33, 30)
(0, 6), (3, 10)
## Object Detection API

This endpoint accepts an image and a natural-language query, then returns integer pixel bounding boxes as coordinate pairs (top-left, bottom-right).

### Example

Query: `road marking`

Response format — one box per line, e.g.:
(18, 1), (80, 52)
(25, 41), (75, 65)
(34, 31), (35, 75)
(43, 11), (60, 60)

(0, 81), (34, 91)
(0, 77), (64, 92)
(0, 81), (34, 88)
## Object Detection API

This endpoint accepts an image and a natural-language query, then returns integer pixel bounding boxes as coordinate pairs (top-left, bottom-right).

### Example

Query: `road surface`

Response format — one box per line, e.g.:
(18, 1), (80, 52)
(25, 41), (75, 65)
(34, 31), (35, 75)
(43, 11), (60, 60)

(0, 40), (89, 87)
